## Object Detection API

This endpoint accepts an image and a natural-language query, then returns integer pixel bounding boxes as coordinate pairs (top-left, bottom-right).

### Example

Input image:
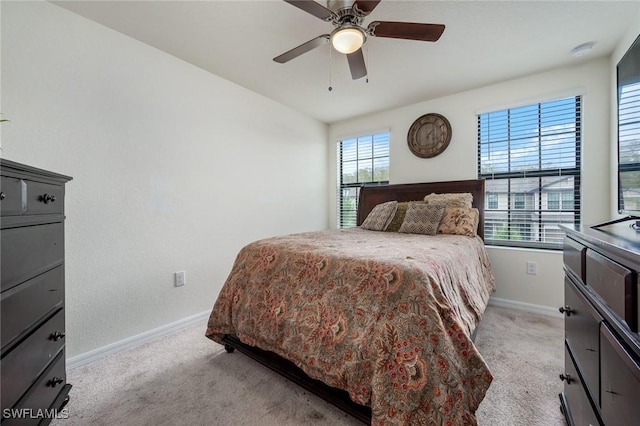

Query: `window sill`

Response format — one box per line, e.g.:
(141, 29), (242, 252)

(484, 244), (562, 254)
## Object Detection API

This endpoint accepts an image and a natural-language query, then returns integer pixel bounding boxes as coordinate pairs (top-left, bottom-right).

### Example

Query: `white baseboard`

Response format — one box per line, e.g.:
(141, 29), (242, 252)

(488, 297), (563, 318)
(67, 310), (211, 370)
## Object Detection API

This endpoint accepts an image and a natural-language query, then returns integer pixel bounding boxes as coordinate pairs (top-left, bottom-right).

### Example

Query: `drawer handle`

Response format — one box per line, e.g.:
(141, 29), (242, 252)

(41, 194), (56, 204)
(47, 377), (64, 388)
(50, 331), (66, 341)
(559, 306), (574, 316)
(0, 192), (5, 201)
(559, 373), (573, 384)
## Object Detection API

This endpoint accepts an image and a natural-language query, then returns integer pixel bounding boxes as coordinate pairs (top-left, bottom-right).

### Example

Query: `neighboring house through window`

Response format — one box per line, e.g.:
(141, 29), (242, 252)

(338, 132), (390, 227)
(477, 96), (582, 249)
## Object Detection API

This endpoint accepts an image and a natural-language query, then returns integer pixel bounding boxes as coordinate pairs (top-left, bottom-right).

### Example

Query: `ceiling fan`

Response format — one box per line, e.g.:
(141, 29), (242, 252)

(273, 0), (445, 80)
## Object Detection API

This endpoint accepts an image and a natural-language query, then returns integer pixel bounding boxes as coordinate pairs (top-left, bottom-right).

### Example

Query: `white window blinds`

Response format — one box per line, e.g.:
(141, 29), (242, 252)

(338, 132), (390, 228)
(477, 96), (582, 249)
(618, 80), (640, 212)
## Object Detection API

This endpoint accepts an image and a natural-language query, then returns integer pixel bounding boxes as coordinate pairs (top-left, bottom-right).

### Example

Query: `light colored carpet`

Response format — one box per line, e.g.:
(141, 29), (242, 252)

(51, 306), (565, 426)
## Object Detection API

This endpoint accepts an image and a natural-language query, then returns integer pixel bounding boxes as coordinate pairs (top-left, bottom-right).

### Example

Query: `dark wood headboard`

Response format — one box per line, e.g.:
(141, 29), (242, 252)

(357, 179), (485, 240)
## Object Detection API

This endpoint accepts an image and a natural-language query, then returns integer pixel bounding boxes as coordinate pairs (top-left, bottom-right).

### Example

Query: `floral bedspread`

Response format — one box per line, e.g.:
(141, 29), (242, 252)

(206, 228), (496, 425)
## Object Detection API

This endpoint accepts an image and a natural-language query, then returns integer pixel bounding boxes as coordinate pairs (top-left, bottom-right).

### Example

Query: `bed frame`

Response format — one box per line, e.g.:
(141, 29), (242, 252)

(222, 179), (486, 424)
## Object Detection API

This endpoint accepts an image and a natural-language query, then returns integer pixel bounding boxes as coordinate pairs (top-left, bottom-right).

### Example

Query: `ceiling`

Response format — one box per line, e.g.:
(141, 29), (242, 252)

(53, 0), (640, 124)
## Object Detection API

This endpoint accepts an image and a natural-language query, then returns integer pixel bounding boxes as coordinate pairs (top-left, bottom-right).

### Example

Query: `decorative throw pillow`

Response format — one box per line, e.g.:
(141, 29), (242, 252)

(398, 204), (445, 235)
(361, 201), (398, 231)
(423, 192), (473, 208)
(384, 201), (423, 232)
(437, 207), (480, 237)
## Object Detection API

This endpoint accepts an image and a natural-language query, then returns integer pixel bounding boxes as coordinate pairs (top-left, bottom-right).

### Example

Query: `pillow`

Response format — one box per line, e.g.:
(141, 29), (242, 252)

(384, 201), (423, 232)
(423, 192), (473, 208)
(361, 201), (398, 231)
(437, 207), (479, 237)
(398, 204), (445, 235)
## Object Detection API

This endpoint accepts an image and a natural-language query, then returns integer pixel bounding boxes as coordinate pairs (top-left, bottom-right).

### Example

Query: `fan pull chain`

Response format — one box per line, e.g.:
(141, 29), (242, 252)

(328, 43), (333, 92)
(365, 44), (369, 84)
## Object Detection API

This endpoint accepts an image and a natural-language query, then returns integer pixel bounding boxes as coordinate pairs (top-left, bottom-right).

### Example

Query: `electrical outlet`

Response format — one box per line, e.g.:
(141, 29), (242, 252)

(526, 261), (537, 275)
(175, 270), (186, 287)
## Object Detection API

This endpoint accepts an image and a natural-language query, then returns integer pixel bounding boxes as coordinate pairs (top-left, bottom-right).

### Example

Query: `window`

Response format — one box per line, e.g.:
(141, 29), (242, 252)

(548, 192), (560, 210)
(562, 191), (574, 210)
(487, 193), (498, 209)
(618, 78), (640, 211)
(338, 132), (390, 227)
(547, 191), (574, 210)
(478, 96), (581, 249)
(513, 193), (525, 209)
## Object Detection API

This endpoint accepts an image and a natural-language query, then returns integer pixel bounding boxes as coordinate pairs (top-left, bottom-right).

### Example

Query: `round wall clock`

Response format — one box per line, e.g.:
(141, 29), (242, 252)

(407, 113), (452, 158)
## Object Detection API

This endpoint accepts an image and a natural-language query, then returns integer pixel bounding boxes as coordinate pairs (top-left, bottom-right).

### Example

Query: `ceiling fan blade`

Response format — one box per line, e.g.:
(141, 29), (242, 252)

(273, 35), (330, 63)
(353, 0), (382, 16)
(347, 49), (367, 80)
(368, 21), (445, 42)
(284, 0), (335, 21)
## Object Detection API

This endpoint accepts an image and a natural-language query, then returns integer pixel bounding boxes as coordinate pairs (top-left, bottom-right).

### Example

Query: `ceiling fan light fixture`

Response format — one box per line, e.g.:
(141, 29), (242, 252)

(331, 27), (365, 54)
(276, 0), (446, 81)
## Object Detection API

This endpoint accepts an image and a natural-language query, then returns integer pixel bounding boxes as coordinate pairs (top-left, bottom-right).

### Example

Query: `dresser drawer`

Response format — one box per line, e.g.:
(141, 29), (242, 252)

(1, 309), (65, 410)
(1, 267), (64, 351)
(564, 277), (602, 404)
(1, 223), (64, 292)
(562, 342), (601, 426)
(585, 249), (637, 332)
(600, 323), (640, 426)
(564, 237), (586, 283)
(3, 350), (68, 426)
(0, 177), (26, 216)
(23, 180), (64, 215)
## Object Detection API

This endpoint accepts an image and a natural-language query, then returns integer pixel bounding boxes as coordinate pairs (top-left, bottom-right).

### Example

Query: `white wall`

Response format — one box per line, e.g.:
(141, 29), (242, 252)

(329, 58), (612, 312)
(1, 1), (329, 357)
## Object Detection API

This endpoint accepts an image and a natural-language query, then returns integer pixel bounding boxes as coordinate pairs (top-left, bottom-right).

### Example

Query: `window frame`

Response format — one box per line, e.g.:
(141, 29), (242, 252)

(477, 96), (582, 249)
(337, 132), (390, 228)
(617, 77), (640, 213)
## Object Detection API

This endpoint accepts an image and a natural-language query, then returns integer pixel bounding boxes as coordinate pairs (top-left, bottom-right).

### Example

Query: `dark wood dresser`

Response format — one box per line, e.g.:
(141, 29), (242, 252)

(1, 159), (72, 425)
(560, 220), (640, 426)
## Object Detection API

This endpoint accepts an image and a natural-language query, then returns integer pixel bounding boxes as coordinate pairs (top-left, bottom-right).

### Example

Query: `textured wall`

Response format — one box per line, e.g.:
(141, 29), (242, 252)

(2, 1), (329, 357)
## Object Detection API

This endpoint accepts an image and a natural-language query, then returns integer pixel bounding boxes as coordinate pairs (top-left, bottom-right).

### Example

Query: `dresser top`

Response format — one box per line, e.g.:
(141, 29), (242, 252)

(562, 219), (640, 271)
(1, 158), (72, 183)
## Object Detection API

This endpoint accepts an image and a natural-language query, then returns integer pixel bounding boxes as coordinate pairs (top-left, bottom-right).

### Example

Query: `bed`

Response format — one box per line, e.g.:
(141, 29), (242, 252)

(205, 179), (495, 425)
